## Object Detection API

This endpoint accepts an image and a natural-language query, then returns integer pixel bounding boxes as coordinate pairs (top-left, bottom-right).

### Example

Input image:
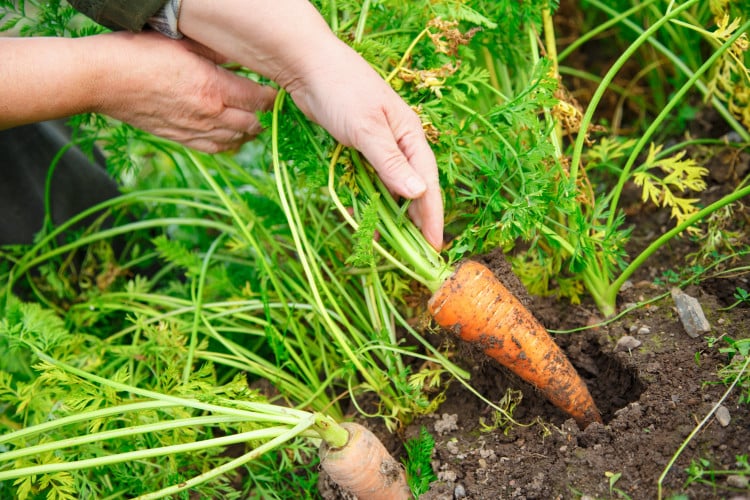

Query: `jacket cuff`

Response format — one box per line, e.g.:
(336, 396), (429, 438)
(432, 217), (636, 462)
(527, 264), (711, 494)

(68, 0), (169, 34)
(147, 0), (183, 39)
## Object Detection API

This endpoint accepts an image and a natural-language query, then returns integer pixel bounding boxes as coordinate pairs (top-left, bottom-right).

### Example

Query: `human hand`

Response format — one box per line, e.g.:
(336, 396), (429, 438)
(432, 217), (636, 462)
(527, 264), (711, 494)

(91, 31), (276, 153)
(1, 32), (275, 154)
(284, 40), (444, 250)
(178, 0), (444, 249)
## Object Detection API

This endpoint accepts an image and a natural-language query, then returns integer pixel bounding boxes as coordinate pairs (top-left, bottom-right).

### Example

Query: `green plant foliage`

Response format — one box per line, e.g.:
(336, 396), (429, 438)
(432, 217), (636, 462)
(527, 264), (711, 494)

(633, 144), (708, 230)
(717, 337), (750, 404)
(242, 446), (322, 500)
(346, 193), (381, 267)
(402, 426), (438, 497)
(0, 295), (295, 498)
(684, 454), (750, 491)
(706, 5), (750, 129)
(479, 388), (525, 435)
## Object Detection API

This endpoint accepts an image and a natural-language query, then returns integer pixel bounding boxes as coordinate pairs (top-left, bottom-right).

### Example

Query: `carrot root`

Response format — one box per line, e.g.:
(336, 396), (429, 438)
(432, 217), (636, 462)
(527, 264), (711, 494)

(428, 260), (602, 428)
(319, 422), (411, 500)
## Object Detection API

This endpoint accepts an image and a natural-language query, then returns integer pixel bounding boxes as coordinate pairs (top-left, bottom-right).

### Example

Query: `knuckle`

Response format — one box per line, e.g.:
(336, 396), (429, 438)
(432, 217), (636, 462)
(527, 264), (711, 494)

(200, 141), (223, 154)
(197, 84), (226, 117)
(348, 107), (386, 146)
(376, 151), (408, 179)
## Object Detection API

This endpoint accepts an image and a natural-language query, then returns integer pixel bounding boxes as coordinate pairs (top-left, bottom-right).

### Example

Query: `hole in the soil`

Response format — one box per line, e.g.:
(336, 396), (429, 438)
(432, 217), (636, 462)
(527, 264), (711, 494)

(566, 336), (645, 423)
(447, 331), (646, 429)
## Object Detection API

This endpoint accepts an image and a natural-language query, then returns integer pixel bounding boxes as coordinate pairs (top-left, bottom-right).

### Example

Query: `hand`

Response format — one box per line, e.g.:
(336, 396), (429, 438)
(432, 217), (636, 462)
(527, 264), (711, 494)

(0, 32), (276, 153)
(285, 40), (444, 250)
(89, 31), (276, 153)
(178, 0), (444, 249)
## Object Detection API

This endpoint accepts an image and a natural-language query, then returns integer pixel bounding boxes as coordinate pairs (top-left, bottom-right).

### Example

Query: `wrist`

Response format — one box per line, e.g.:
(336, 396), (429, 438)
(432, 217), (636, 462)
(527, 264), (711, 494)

(83, 33), (143, 118)
(82, 36), (115, 117)
(178, 0), (339, 86)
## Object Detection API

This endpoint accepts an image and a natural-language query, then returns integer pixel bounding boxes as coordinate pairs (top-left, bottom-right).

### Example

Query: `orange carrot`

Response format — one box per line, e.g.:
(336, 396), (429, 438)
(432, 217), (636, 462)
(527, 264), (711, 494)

(319, 422), (411, 500)
(428, 260), (602, 428)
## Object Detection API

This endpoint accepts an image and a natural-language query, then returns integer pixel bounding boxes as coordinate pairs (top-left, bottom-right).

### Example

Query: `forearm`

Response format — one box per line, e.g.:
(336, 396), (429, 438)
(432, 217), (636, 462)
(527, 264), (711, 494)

(0, 37), (102, 129)
(178, 0), (342, 88)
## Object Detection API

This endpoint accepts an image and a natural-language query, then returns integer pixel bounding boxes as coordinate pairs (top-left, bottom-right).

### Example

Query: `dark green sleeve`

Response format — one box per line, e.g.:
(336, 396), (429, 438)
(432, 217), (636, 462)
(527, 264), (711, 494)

(68, 0), (167, 32)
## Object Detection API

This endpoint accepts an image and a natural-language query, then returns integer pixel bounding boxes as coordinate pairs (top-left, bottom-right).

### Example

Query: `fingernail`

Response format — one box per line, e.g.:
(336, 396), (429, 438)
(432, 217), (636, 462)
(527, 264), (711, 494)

(431, 234), (444, 251)
(404, 176), (426, 197)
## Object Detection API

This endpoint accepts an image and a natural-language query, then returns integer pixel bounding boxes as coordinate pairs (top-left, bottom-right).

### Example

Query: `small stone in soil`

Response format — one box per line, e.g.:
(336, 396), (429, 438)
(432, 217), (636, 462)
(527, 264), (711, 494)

(453, 484), (466, 499)
(615, 335), (642, 352)
(715, 405), (731, 427)
(438, 469), (457, 482)
(434, 413), (459, 435)
(727, 475), (749, 489)
(446, 440), (460, 455)
(614, 402), (643, 420)
(671, 288), (711, 338)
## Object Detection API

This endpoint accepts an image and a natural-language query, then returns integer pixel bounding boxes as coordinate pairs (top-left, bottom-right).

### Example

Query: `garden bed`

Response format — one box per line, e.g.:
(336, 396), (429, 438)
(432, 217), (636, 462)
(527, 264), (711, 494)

(415, 260), (749, 499)
(317, 143), (750, 498)
(316, 235), (749, 499)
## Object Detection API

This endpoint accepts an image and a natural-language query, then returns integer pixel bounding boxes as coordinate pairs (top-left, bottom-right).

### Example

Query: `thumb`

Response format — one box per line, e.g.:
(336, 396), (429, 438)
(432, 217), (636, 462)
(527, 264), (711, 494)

(181, 37), (229, 65)
(357, 135), (427, 199)
(215, 66), (277, 112)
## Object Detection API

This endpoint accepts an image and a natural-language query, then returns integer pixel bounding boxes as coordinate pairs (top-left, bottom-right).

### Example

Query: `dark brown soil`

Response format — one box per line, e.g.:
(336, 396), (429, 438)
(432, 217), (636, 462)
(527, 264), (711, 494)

(318, 232), (749, 500)
(318, 255), (749, 500)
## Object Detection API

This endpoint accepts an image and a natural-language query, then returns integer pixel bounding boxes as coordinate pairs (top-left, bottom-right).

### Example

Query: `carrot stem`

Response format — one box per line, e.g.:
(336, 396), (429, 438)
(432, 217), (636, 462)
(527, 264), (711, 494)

(313, 414), (349, 448)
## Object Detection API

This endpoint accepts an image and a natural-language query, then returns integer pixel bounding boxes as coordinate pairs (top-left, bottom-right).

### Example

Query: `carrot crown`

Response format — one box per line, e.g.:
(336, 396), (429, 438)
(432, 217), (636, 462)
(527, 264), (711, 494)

(328, 145), (453, 293)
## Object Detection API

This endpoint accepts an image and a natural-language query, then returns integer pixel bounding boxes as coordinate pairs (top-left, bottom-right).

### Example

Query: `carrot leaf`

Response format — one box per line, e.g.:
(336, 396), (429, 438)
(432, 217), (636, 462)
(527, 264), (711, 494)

(346, 193), (380, 268)
(402, 425), (438, 497)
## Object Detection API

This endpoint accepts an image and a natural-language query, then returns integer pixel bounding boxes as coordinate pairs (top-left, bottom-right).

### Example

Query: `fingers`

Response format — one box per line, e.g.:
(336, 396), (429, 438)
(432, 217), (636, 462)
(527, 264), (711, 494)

(404, 146), (444, 251)
(216, 66), (277, 112)
(394, 111), (444, 250)
(185, 129), (253, 153)
(360, 141), (443, 250)
(353, 101), (444, 250)
(217, 106), (265, 137)
(356, 125), (427, 199)
(206, 67), (276, 151)
(409, 185), (444, 251)
(185, 70), (275, 153)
